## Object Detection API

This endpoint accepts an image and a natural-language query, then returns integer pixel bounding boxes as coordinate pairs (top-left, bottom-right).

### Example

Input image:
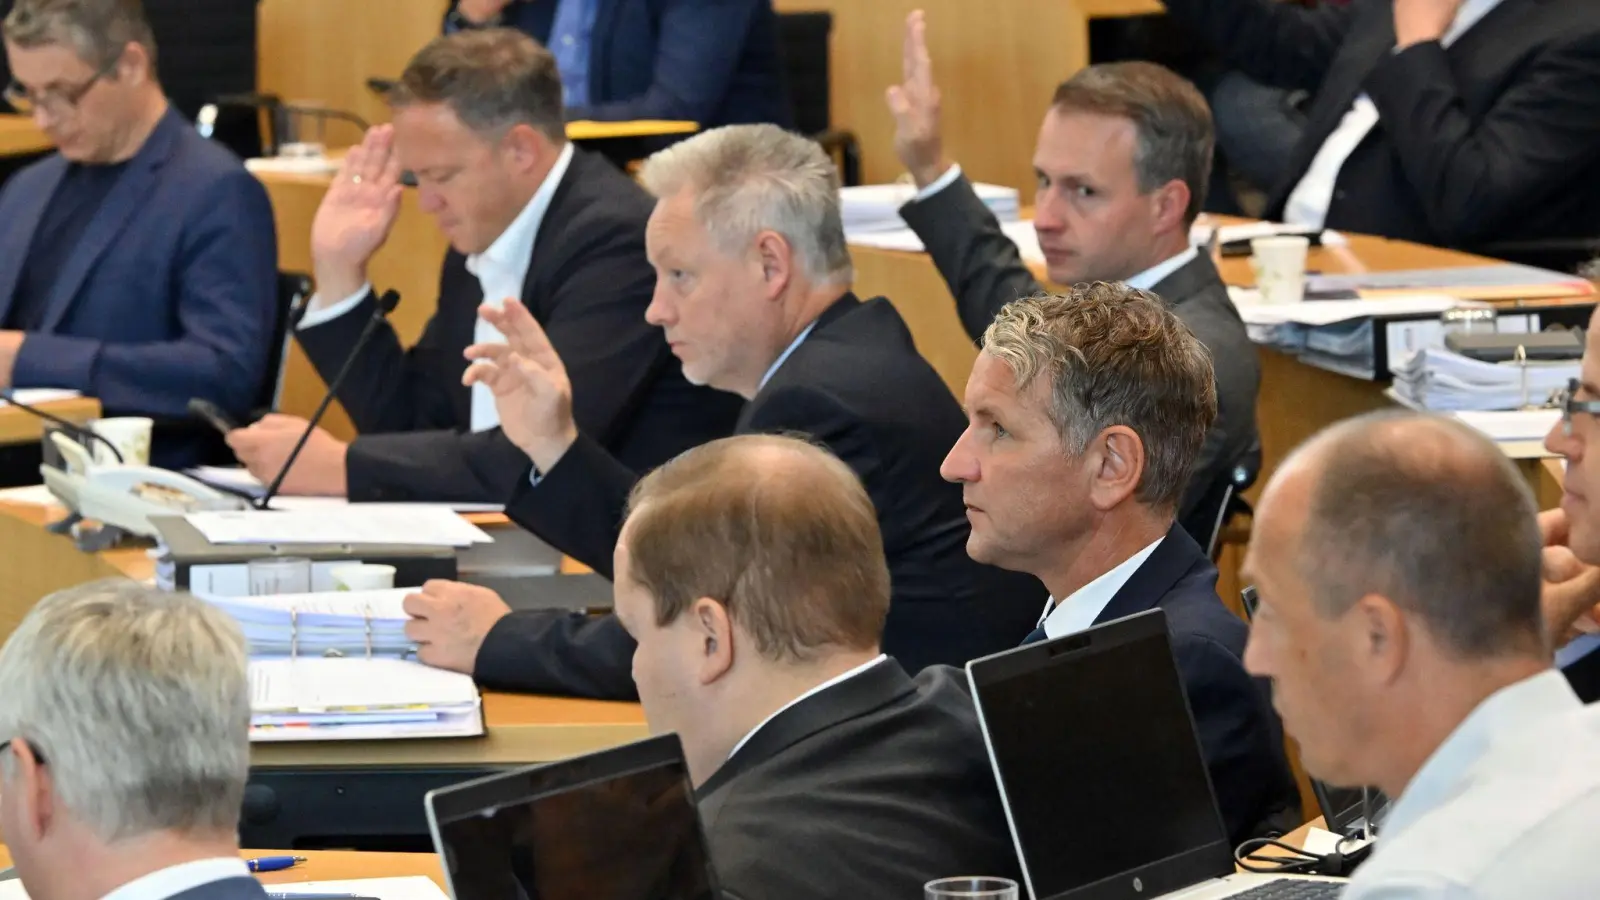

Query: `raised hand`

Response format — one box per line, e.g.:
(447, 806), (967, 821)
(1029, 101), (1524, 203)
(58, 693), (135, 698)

(462, 298), (578, 472)
(1393, 0), (1464, 49)
(310, 125), (405, 303)
(885, 9), (950, 189)
(456, 0), (514, 25)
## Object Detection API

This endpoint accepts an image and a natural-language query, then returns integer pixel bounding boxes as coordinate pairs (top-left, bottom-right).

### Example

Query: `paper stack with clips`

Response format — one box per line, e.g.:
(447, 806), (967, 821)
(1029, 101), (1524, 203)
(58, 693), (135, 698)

(1390, 346), (1577, 411)
(203, 589), (484, 743)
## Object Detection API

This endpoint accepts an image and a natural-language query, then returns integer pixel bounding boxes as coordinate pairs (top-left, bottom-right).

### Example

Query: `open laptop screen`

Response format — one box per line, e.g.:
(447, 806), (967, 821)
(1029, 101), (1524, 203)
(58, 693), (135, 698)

(425, 734), (719, 900)
(967, 609), (1235, 900)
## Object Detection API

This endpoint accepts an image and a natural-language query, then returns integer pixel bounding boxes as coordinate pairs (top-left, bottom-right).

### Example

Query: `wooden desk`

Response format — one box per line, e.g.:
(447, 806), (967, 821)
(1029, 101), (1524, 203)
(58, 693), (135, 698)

(0, 846), (446, 889)
(772, 0), (1163, 193)
(0, 114), (50, 157)
(0, 396), (101, 446)
(0, 501), (648, 767)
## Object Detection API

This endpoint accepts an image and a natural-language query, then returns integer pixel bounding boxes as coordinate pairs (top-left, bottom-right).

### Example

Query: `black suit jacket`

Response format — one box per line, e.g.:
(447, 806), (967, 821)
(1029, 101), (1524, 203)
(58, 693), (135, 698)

(475, 294), (1047, 698)
(1087, 523), (1300, 844)
(166, 877), (269, 900)
(296, 149), (743, 502)
(697, 658), (1020, 900)
(898, 176), (1262, 524)
(1161, 0), (1600, 249)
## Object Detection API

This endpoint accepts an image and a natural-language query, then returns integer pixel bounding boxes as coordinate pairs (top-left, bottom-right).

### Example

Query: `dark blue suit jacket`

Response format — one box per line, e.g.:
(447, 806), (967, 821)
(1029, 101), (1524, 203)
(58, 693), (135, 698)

(451, 0), (791, 128)
(1091, 523), (1301, 845)
(0, 106), (278, 468)
(168, 876), (269, 900)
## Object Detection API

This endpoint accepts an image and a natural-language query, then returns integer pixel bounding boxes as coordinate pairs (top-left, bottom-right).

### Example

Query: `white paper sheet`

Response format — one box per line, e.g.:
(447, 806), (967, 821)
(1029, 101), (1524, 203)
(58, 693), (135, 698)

(264, 876), (449, 900)
(848, 219), (1044, 264)
(186, 468), (504, 513)
(1228, 291), (1474, 326)
(1453, 409), (1562, 442)
(249, 657), (480, 713)
(0, 388), (82, 406)
(184, 506), (492, 547)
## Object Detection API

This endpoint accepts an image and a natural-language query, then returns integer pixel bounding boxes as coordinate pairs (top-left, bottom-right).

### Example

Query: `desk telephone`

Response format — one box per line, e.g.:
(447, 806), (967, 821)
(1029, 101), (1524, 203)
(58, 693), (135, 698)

(41, 430), (248, 540)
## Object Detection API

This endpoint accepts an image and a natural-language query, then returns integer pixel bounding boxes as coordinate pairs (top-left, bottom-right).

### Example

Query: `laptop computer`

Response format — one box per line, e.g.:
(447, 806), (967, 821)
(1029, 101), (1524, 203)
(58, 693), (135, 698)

(967, 608), (1345, 900)
(424, 733), (721, 900)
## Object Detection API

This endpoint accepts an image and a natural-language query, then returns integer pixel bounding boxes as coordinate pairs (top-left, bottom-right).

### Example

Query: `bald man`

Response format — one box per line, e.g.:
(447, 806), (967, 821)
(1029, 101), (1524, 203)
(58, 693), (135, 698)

(1244, 411), (1600, 899)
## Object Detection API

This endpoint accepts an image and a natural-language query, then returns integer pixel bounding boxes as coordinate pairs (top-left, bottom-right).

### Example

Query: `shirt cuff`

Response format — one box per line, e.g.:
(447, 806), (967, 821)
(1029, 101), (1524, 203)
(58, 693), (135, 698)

(296, 283), (373, 330)
(912, 163), (964, 203)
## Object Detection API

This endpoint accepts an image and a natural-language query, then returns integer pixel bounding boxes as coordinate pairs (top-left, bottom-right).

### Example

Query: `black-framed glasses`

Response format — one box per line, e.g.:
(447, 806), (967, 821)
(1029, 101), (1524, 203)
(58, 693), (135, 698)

(3, 56), (119, 119)
(1554, 378), (1600, 435)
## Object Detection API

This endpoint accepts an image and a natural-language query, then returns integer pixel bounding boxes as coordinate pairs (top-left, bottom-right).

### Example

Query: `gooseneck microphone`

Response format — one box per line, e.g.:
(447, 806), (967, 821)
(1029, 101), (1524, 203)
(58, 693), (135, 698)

(1, 390), (124, 464)
(256, 290), (401, 510)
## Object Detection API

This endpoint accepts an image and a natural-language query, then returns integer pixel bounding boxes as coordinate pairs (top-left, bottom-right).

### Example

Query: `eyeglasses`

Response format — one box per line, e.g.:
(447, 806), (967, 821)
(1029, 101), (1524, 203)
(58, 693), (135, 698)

(1554, 378), (1600, 435)
(3, 56), (119, 120)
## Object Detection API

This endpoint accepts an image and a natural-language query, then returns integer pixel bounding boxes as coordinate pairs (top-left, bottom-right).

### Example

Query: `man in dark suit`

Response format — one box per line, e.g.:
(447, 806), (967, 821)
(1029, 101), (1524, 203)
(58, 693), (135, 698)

(444, 0), (790, 129)
(941, 285), (1300, 844)
(886, 13), (1259, 535)
(614, 433), (1020, 898)
(0, 0), (276, 469)
(1159, 0), (1600, 251)
(401, 124), (1044, 696)
(0, 581), (267, 900)
(226, 30), (740, 502)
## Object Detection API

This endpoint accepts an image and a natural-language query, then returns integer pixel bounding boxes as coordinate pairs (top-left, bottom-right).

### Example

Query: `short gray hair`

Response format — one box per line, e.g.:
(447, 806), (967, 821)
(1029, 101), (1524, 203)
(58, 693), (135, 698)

(1052, 62), (1213, 225)
(392, 28), (566, 144)
(639, 124), (854, 286)
(1294, 412), (1545, 659)
(3, 0), (158, 75)
(0, 580), (250, 842)
(982, 285), (1217, 511)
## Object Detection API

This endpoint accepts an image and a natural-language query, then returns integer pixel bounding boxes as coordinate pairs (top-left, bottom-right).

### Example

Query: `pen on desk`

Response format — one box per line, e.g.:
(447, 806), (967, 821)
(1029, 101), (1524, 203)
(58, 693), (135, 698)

(246, 855), (306, 873)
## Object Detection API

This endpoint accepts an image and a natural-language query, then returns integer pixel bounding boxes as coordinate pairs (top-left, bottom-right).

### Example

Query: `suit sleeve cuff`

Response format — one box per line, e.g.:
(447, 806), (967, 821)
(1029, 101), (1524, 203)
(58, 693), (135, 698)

(11, 333), (98, 392)
(910, 163), (964, 204)
(296, 283), (373, 330)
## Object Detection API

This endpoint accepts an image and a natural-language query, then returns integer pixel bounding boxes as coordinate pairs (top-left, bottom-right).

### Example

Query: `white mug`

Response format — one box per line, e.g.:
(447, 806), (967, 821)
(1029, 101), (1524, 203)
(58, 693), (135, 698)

(89, 417), (153, 466)
(1250, 235), (1311, 304)
(329, 563), (397, 591)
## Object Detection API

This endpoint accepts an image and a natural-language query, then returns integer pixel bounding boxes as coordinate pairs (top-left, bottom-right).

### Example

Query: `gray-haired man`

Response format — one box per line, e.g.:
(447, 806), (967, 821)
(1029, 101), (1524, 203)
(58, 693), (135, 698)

(402, 123), (1045, 697)
(0, 581), (261, 900)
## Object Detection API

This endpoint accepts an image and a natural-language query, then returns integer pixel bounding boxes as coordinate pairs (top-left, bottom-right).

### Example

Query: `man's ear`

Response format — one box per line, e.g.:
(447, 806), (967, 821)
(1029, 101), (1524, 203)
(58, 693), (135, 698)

(1351, 593), (1410, 687)
(6, 739), (55, 845)
(1150, 177), (1193, 237)
(753, 230), (795, 302)
(1085, 425), (1146, 512)
(692, 597), (736, 685)
(501, 123), (556, 176)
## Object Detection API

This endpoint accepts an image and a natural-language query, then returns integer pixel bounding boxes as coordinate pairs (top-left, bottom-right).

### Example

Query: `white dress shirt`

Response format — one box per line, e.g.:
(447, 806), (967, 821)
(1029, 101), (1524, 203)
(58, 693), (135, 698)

(758, 321), (816, 392)
(1344, 669), (1600, 899)
(726, 654), (889, 761)
(298, 141), (579, 432)
(1037, 538), (1163, 640)
(99, 857), (251, 900)
(1281, 0), (1505, 228)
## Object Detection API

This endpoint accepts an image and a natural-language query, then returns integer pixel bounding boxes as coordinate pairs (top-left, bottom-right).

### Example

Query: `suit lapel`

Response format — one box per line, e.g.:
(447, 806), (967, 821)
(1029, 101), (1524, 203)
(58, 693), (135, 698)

(0, 156), (68, 324)
(1149, 253), (1222, 309)
(39, 108), (182, 332)
(1092, 523), (1208, 625)
(739, 292), (862, 430)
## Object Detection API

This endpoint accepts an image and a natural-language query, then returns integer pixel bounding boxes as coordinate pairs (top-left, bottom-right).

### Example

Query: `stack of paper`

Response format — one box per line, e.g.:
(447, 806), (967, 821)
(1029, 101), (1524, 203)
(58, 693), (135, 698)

(1452, 409), (1561, 442)
(202, 588), (414, 657)
(1305, 264), (1592, 301)
(183, 506), (492, 547)
(1391, 346), (1577, 411)
(186, 467), (504, 513)
(839, 181), (1018, 234)
(249, 656), (483, 742)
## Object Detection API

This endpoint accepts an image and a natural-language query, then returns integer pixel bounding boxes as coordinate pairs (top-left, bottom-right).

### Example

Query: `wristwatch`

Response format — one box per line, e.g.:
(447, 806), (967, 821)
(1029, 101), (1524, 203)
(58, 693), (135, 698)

(445, 5), (504, 30)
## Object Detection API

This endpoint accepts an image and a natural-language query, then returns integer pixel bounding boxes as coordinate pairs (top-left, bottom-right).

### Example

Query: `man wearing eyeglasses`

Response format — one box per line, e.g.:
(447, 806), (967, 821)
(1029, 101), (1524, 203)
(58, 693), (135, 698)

(0, 0), (276, 469)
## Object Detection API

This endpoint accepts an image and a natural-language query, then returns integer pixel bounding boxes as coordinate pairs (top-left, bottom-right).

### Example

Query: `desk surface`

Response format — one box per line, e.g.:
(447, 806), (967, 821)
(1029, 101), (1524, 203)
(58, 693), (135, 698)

(0, 114), (50, 157)
(0, 846), (446, 889)
(0, 501), (648, 767)
(0, 397), (102, 446)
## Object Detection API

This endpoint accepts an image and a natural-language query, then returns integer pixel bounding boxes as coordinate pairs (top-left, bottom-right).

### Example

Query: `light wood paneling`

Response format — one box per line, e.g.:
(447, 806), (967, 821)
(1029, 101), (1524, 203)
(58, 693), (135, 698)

(0, 113), (50, 157)
(0, 397), (101, 445)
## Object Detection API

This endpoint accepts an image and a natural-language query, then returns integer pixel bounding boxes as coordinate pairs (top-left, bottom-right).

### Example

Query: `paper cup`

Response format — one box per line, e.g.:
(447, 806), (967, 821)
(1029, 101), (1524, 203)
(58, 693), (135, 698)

(89, 417), (153, 466)
(330, 564), (397, 591)
(1250, 235), (1310, 304)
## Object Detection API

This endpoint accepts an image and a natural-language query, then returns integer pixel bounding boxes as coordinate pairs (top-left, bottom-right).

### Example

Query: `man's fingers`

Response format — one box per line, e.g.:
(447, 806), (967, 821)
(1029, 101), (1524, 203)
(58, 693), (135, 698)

(484, 300), (562, 370)
(358, 125), (393, 186)
(463, 342), (511, 364)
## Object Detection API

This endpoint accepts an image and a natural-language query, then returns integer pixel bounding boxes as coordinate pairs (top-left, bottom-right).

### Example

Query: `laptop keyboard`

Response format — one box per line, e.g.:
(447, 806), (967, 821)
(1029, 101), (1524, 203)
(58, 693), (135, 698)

(1229, 880), (1344, 900)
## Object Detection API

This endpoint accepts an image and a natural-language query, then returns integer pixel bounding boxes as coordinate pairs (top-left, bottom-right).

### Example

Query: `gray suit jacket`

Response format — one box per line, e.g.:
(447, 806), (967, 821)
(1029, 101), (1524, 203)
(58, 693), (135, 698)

(167, 877), (269, 900)
(696, 658), (1020, 900)
(898, 174), (1261, 523)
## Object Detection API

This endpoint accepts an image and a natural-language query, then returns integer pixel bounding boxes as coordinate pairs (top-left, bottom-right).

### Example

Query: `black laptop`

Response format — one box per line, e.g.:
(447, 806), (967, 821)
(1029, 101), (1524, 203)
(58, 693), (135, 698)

(967, 608), (1344, 900)
(424, 733), (720, 900)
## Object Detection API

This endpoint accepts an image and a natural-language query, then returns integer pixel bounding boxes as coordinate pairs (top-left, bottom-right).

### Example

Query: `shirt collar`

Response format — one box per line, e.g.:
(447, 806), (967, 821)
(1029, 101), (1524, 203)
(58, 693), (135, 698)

(465, 141), (576, 283)
(99, 857), (251, 900)
(1381, 669), (1580, 840)
(727, 654), (889, 762)
(1442, 0), (1504, 46)
(1039, 538), (1164, 639)
(1125, 246), (1199, 292)
(757, 321), (818, 391)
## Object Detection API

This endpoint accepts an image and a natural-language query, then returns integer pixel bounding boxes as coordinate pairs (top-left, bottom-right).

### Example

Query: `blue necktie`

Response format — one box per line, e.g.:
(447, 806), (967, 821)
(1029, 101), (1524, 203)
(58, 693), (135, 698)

(1021, 626), (1049, 645)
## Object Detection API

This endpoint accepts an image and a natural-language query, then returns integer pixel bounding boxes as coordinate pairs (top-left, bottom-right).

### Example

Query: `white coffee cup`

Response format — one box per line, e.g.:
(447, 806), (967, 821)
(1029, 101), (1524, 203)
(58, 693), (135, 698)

(329, 563), (397, 591)
(89, 417), (153, 466)
(1250, 235), (1311, 304)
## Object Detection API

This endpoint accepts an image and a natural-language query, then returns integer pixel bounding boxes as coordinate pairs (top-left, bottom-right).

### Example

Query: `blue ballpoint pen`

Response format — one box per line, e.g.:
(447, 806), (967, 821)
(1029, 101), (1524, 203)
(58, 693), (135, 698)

(245, 855), (306, 873)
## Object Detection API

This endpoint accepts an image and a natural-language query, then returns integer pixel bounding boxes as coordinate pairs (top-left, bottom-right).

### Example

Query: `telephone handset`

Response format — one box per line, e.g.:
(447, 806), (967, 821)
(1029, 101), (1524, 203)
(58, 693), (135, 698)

(42, 431), (248, 539)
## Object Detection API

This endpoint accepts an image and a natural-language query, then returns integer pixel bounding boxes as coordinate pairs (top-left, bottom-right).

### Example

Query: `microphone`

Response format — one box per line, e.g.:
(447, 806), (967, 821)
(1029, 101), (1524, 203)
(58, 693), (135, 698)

(256, 290), (401, 510)
(1, 391), (124, 464)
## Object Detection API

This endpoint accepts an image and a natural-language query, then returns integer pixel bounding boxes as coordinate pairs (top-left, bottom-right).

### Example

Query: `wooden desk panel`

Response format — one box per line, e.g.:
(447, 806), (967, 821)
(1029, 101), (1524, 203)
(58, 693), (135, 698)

(0, 114), (50, 157)
(0, 846), (447, 888)
(0, 397), (102, 446)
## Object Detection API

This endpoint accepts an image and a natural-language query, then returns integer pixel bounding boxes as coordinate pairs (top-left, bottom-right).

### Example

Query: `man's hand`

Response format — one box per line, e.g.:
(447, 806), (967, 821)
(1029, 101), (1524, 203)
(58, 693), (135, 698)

(310, 125), (405, 304)
(885, 9), (951, 189)
(403, 580), (513, 674)
(0, 331), (24, 390)
(1394, 0), (1463, 50)
(225, 414), (349, 497)
(1539, 508), (1600, 647)
(462, 299), (578, 473)
(456, 0), (513, 25)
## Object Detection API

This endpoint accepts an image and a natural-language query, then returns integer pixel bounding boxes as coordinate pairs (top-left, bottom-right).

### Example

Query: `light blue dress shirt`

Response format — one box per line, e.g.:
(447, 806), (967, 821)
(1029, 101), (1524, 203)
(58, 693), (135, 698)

(1343, 670), (1600, 899)
(550, 0), (600, 108)
(758, 322), (816, 392)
